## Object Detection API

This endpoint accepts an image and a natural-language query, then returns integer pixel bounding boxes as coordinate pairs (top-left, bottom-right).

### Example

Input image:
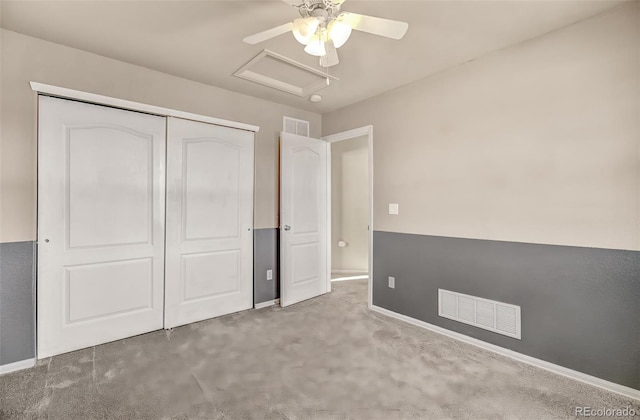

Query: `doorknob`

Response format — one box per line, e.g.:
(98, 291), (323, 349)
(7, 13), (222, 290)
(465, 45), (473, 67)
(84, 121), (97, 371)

(283, 225), (291, 231)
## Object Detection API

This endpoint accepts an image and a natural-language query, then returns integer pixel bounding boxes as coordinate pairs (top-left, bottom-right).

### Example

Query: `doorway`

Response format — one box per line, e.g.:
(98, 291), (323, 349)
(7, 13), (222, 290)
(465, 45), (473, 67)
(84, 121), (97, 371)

(324, 126), (373, 307)
(278, 126), (372, 308)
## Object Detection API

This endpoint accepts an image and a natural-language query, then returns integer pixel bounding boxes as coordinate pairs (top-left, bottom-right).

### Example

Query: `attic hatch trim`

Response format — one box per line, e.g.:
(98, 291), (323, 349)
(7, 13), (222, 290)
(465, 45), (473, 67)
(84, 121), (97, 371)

(234, 49), (339, 97)
(29, 82), (260, 133)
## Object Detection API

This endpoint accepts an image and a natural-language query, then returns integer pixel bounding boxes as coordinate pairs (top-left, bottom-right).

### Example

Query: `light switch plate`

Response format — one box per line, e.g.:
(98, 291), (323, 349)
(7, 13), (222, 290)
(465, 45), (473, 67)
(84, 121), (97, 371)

(388, 276), (395, 289)
(267, 269), (273, 280)
(389, 203), (399, 215)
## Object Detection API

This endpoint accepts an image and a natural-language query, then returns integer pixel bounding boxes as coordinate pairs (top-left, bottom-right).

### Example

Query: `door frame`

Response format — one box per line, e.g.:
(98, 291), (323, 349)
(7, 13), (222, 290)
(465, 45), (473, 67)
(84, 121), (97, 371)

(322, 125), (373, 308)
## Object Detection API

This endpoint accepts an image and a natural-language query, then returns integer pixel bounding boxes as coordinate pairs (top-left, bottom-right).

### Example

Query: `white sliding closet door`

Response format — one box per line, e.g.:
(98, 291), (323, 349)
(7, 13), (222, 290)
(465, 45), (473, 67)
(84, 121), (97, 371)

(164, 118), (254, 329)
(38, 96), (166, 358)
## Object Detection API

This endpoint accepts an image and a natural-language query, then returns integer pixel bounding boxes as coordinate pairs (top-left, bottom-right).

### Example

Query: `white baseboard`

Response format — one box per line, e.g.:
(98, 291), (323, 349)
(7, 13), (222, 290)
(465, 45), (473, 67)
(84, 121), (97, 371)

(331, 269), (368, 274)
(254, 299), (280, 309)
(0, 358), (36, 375)
(331, 275), (369, 282)
(370, 305), (640, 401)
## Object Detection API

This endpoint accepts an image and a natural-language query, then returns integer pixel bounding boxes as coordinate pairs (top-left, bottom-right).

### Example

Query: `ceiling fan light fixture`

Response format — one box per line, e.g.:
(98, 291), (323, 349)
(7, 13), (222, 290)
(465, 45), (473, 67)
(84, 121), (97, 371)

(327, 20), (352, 48)
(304, 34), (326, 56)
(292, 17), (319, 45)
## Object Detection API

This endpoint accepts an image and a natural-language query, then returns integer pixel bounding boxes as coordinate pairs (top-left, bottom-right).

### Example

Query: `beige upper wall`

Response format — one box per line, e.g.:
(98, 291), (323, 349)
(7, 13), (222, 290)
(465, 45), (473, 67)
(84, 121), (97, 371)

(0, 29), (321, 242)
(323, 3), (640, 251)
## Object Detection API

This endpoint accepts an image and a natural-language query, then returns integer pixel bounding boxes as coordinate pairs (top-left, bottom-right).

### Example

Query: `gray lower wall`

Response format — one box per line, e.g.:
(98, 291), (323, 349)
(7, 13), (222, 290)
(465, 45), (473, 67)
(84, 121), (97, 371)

(8, 229), (636, 390)
(254, 228), (279, 305)
(372, 231), (640, 390)
(0, 241), (36, 366)
(0, 230), (280, 367)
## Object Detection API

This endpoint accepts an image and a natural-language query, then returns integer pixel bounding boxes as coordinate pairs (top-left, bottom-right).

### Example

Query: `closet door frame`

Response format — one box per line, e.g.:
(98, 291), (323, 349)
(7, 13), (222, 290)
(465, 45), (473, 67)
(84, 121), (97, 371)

(33, 83), (260, 359)
(31, 82), (260, 133)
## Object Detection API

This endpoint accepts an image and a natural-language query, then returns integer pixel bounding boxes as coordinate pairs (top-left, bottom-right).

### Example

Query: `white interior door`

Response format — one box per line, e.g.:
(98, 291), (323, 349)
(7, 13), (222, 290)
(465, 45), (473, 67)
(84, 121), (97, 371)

(37, 96), (166, 358)
(280, 132), (328, 307)
(164, 118), (254, 329)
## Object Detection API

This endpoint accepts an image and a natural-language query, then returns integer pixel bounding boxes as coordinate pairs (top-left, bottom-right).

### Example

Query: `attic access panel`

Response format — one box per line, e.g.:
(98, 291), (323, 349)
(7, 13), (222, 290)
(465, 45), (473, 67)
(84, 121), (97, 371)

(234, 50), (338, 97)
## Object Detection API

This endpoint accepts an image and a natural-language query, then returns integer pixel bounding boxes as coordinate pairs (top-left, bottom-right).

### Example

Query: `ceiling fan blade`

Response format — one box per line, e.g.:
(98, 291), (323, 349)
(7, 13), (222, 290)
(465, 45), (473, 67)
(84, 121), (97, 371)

(320, 41), (340, 67)
(243, 22), (293, 45)
(341, 12), (408, 40)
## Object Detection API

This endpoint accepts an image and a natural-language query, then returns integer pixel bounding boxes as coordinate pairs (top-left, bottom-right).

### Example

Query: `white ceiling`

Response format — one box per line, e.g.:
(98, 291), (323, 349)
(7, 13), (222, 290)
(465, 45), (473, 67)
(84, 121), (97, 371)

(0, 0), (625, 113)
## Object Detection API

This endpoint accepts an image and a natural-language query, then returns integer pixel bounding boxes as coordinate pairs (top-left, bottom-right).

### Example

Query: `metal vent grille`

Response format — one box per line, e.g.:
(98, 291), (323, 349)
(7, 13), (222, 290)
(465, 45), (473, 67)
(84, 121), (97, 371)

(438, 289), (521, 339)
(283, 116), (310, 137)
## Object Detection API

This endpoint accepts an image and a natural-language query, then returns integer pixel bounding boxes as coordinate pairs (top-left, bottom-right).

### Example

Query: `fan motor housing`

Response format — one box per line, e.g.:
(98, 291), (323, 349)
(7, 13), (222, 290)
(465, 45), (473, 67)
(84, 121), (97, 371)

(298, 0), (341, 21)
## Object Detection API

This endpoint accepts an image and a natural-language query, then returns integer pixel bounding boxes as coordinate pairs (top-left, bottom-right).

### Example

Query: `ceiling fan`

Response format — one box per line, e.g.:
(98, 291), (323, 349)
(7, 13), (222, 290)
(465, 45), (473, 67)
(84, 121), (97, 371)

(243, 0), (409, 68)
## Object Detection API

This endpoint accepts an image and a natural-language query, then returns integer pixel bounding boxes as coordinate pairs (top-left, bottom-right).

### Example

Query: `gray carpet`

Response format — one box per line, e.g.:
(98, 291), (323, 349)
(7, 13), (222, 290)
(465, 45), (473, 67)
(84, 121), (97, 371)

(1, 279), (638, 419)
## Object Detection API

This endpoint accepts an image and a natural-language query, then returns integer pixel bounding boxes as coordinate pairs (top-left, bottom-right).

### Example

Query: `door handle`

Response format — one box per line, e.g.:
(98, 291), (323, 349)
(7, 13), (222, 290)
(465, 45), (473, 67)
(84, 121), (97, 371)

(283, 225), (291, 231)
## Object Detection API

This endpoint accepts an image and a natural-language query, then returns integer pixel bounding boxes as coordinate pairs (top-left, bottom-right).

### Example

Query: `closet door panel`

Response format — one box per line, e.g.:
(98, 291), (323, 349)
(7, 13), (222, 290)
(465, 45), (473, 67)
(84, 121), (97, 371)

(37, 96), (166, 358)
(165, 117), (254, 328)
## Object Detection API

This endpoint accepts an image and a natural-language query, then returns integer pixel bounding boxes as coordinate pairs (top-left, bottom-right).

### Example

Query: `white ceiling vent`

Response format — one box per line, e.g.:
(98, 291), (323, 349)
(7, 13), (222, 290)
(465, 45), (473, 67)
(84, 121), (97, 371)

(438, 289), (521, 339)
(283, 116), (310, 137)
(234, 50), (339, 97)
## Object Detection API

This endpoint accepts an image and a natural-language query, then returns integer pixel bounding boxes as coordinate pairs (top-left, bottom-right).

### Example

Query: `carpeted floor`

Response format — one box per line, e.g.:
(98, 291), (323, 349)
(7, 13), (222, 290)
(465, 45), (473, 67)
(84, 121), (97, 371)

(1, 279), (638, 419)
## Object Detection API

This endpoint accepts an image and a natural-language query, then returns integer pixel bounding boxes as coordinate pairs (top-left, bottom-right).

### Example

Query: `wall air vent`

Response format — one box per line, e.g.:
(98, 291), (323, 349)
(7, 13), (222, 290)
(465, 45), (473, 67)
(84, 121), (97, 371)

(283, 116), (310, 137)
(438, 289), (521, 339)
(234, 50), (339, 97)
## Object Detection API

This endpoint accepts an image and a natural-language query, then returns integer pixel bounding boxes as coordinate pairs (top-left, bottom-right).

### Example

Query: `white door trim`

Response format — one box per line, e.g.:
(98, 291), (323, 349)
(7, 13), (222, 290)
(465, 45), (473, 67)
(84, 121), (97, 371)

(322, 125), (374, 309)
(30, 82), (260, 133)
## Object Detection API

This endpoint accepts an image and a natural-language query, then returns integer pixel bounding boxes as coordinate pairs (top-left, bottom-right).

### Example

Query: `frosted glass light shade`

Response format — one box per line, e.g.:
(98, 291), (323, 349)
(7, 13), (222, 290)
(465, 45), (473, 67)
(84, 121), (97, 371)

(304, 34), (326, 56)
(328, 20), (352, 48)
(292, 18), (319, 45)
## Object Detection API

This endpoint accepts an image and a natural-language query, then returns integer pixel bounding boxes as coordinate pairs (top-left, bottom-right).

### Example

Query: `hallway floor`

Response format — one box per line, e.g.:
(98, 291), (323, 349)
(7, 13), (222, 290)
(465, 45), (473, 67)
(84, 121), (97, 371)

(331, 272), (368, 281)
(1, 280), (638, 419)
